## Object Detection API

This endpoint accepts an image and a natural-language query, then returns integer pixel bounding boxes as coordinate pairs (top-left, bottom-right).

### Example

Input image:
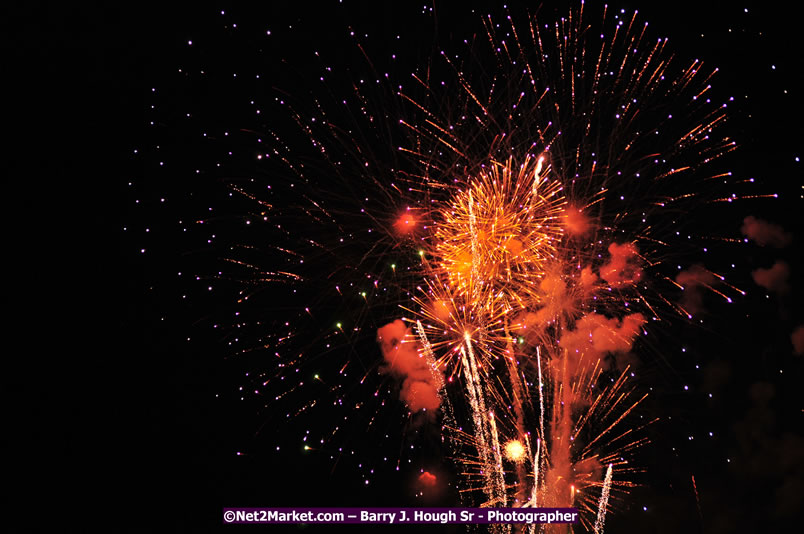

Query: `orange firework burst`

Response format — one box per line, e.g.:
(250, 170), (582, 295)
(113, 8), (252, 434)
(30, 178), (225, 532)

(431, 155), (566, 314)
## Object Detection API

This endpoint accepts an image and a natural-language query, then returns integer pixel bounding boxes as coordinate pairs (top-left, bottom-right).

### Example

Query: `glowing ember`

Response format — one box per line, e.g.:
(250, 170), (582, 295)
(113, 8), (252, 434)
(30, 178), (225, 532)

(504, 440), (527, 463)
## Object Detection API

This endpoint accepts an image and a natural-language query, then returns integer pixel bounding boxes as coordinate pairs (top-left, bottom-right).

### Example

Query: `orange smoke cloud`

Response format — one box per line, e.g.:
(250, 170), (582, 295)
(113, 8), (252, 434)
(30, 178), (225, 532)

(414, 469), (445, 502)
(563, 206), (591, 236)
(513, 311), (542, 340)
(741, 216), (792, 248)
(752, 261), (791, 295)
(418, 471), (437, 487)
(536, 272), (571, 321)
(394, 211), (418, 235)
(676, 264), (718, 315)
(600, 242), (642, 288)
(540, 272), (567, 296)
(377, 320), (442, 413)
(792, 326), (804, 355)
(513, 272), (574, 337)
(580, 266), (598, 289)
(559, 312), (646, 372)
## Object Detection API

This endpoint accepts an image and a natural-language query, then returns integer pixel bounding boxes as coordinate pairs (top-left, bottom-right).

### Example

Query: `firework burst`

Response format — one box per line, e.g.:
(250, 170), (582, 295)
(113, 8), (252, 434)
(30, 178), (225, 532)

(178, 1), (756, 531)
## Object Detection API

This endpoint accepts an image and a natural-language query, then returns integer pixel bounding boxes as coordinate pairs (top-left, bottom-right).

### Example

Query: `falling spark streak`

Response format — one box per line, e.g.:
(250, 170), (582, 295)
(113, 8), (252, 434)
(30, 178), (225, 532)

(692, 475), (703, 523)
(529, 438), (542, 509)
(417, 319), (462, 455)
(532, 155), (545, 195)
(459, 344), (495, 504)
(537, 347), (545, 452)
(488, 411), (508, 507)
(416, 320), (444, 391)
(462, 333), (508, 509)
(593, 464), (613, 534)
(525, 438), (542, 534)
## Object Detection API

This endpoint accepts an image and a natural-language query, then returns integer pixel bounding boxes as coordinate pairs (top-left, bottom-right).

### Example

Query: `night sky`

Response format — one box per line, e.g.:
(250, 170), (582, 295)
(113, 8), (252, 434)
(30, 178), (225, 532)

(33, 1), (802, 532)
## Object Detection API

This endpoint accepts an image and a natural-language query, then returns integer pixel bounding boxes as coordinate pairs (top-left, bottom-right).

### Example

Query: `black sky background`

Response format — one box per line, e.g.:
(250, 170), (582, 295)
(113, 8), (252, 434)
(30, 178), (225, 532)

(15, 1), (801, 532)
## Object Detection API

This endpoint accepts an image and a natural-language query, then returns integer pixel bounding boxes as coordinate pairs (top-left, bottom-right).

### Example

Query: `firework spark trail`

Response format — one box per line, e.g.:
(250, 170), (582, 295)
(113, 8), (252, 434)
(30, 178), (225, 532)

(463, 334), (511, 509)
(416, 319), (444, 392)
(531, 156), (545, 197)
(593, 464), (613, 534)
(488, 411), (508, 507)
(416, 319), (463, 457)
(457, 346), (505, 534)
(505, 361), (531, 506)
(531, 438), (541, 507)
(537, 348), (545, 456)
(459, 344), (495, 504)
(692, 474), (703, 524)
(502, 319), (532, 507)
(526, 439), (543, 534)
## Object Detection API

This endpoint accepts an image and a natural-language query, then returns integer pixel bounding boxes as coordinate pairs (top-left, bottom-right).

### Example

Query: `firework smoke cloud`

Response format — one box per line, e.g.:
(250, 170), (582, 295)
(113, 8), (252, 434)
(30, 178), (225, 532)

(377, 320), (443, 414)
